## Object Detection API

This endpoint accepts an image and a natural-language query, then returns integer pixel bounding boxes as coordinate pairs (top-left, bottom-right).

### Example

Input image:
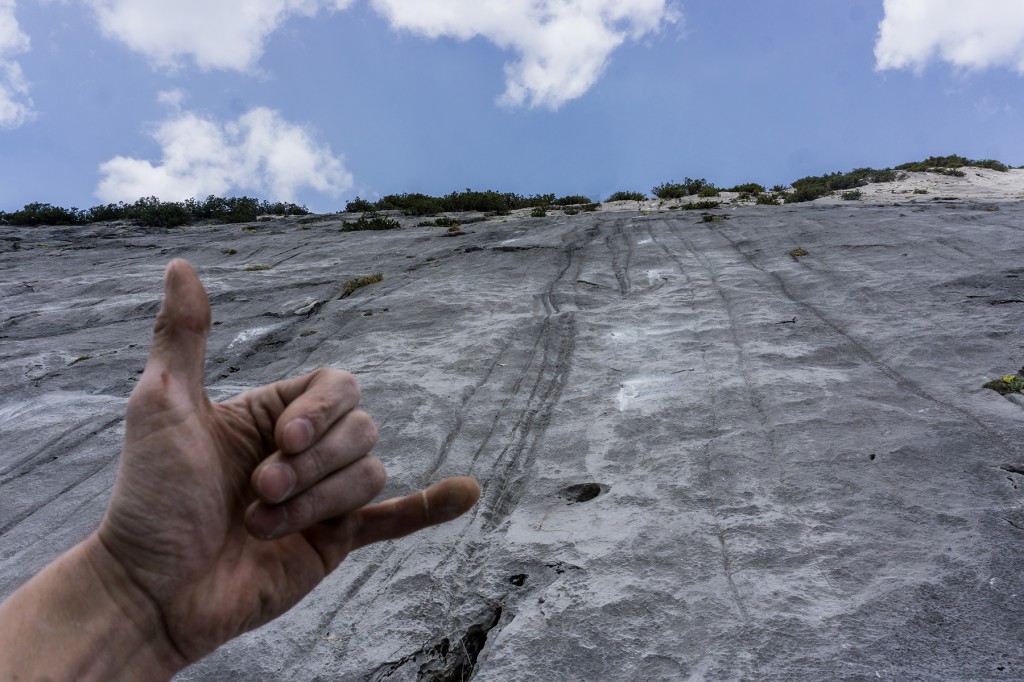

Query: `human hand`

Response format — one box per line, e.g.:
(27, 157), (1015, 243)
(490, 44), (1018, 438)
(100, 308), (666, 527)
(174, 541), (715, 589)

(89, 259), (479, 669)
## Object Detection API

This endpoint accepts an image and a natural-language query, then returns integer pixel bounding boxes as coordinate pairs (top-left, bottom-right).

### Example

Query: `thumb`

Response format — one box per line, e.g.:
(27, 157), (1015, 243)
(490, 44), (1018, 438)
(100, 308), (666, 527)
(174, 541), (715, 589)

(145, 259), (211, 397)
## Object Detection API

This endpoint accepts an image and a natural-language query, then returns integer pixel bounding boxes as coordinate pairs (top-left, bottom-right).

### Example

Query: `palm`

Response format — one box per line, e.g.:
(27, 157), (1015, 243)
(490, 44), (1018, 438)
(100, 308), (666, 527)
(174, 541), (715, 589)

(100, 375), (331, 660)
(94, 260), (478, 665)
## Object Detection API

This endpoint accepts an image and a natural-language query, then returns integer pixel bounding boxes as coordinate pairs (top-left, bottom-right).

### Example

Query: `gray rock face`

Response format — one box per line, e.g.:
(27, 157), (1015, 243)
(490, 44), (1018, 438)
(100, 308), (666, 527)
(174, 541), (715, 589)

(2, 200), (1024, 680)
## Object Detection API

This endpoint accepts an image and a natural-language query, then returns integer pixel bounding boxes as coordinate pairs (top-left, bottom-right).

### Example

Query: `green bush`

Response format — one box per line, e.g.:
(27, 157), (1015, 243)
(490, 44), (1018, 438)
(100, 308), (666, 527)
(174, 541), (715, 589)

(343, 189), (564, 215)
(345, 197), (376, 213)
(727, 183), (765, 195)
(553, 195), (592, 206)
(652, 183), (686, 199)
(417, 216), (460, 227)
(607, 191), (646, 202)
(2, 195), (309, 227)
(790, 184), (828, 202)
(520, 193), (556, 209)
(442, 189), (519, 213)
(376, 193), (446, 216)
(84, 203), (126, 222)
(652, 177), (714, 199)
(756, 193), (781, 205)
(895, 155), (1008, 173)
(530, 207), (547, 218)
(681, 200), (721, 210)
(841, 190), (863, 200)
(983, 373), (1024, 395)
(698, 187), (720, 198)
(788, 167), (896, 203)
(126, 196), (192, 227)
(340, 212), (401, 232)
(182, 195), (306, 223)
(1, 202), (85, 226)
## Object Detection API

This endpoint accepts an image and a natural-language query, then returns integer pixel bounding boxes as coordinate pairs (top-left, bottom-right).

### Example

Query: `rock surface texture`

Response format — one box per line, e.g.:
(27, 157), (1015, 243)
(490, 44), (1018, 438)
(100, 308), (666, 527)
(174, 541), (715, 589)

(2, 175), (1024, 679)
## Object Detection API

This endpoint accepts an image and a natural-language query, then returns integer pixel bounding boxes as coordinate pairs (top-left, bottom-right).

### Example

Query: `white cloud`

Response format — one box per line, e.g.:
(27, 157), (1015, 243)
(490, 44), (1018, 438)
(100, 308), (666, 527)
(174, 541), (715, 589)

(369, 0), (680, 109)
(156, 88), (185, 110)
(0, 0), (33, 128)
(84, 0), (354, 72)
(876, 0), (1024, 74)
(83, 0), (677, 108)
(96, 106), (353, 203)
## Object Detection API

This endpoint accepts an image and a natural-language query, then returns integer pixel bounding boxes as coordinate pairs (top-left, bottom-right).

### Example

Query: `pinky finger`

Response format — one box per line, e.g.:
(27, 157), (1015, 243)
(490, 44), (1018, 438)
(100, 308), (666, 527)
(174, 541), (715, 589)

(351, 476), (481, 550)
(301, 477), (480, 572)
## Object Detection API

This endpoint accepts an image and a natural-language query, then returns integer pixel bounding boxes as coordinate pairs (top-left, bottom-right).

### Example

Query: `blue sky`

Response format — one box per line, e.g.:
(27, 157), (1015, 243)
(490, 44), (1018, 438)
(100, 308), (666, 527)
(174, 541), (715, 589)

(2, 0), (1024, 213)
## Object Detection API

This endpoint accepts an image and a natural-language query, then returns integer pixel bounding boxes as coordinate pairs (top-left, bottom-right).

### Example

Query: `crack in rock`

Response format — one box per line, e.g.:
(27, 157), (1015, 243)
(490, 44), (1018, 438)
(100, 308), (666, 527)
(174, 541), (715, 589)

(370, 606), (503, 682)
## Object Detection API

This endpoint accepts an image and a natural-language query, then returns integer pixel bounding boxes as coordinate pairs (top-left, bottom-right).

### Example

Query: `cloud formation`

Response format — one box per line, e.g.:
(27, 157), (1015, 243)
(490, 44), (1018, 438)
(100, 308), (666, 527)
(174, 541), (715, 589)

(82, 0), (677, 107)
(84, 0), (354, 71)
(876, 0), (1024, 73)
(0, 0), (33, 128)
(96, 106), (353, 203)
(370, 0), (680, 109)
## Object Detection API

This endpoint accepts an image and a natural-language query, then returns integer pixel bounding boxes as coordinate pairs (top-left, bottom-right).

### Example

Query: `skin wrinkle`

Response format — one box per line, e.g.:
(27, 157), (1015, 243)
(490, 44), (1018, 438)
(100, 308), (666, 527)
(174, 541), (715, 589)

(92, 532), (191, 668)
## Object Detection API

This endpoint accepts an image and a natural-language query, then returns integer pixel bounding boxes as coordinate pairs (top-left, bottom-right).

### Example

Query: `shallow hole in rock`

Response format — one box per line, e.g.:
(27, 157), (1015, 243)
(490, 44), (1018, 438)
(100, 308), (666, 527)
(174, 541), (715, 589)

(509, 574), (527, 587)
(557, 483), (607, 505)
(869, 454), (876, 461)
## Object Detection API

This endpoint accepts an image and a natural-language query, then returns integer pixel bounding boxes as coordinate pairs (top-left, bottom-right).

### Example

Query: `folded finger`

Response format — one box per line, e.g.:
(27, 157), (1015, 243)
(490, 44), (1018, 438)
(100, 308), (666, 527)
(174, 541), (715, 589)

(246, 455), (387, 539)
(251, 409), (378, 503)
(240, 368), (362, 455)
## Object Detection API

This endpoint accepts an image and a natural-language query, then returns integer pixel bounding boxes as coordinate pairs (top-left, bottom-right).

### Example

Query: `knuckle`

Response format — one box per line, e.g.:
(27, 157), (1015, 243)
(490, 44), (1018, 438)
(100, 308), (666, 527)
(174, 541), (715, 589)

(286, 494), (313, 528)
(360, 456), (387, 496)
(306, 433), (349, 479)
(297, 370), (360, 430)
(348, 410), (378, 450)
(316, 367), (358, 394)
(302, 396), (334, 431)
(341, 371), (361, 403)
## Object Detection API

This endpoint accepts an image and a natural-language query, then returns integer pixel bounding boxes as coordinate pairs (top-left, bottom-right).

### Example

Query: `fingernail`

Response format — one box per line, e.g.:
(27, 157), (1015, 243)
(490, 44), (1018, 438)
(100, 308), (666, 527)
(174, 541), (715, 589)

(258, 463), (296, 503)
(283, 417), (314, 453)
(251, 504), (289, 540)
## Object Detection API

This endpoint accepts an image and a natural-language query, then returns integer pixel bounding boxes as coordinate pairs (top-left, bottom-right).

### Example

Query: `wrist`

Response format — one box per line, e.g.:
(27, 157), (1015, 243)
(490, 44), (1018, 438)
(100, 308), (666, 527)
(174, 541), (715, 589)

(0, 533), (185, 681)
(83, 532), (189, 676)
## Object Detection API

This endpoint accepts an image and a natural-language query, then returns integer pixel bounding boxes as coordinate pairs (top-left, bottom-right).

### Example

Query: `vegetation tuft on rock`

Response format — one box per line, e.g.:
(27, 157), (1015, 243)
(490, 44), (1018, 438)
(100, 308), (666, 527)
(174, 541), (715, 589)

(341, 274), (383, 298)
